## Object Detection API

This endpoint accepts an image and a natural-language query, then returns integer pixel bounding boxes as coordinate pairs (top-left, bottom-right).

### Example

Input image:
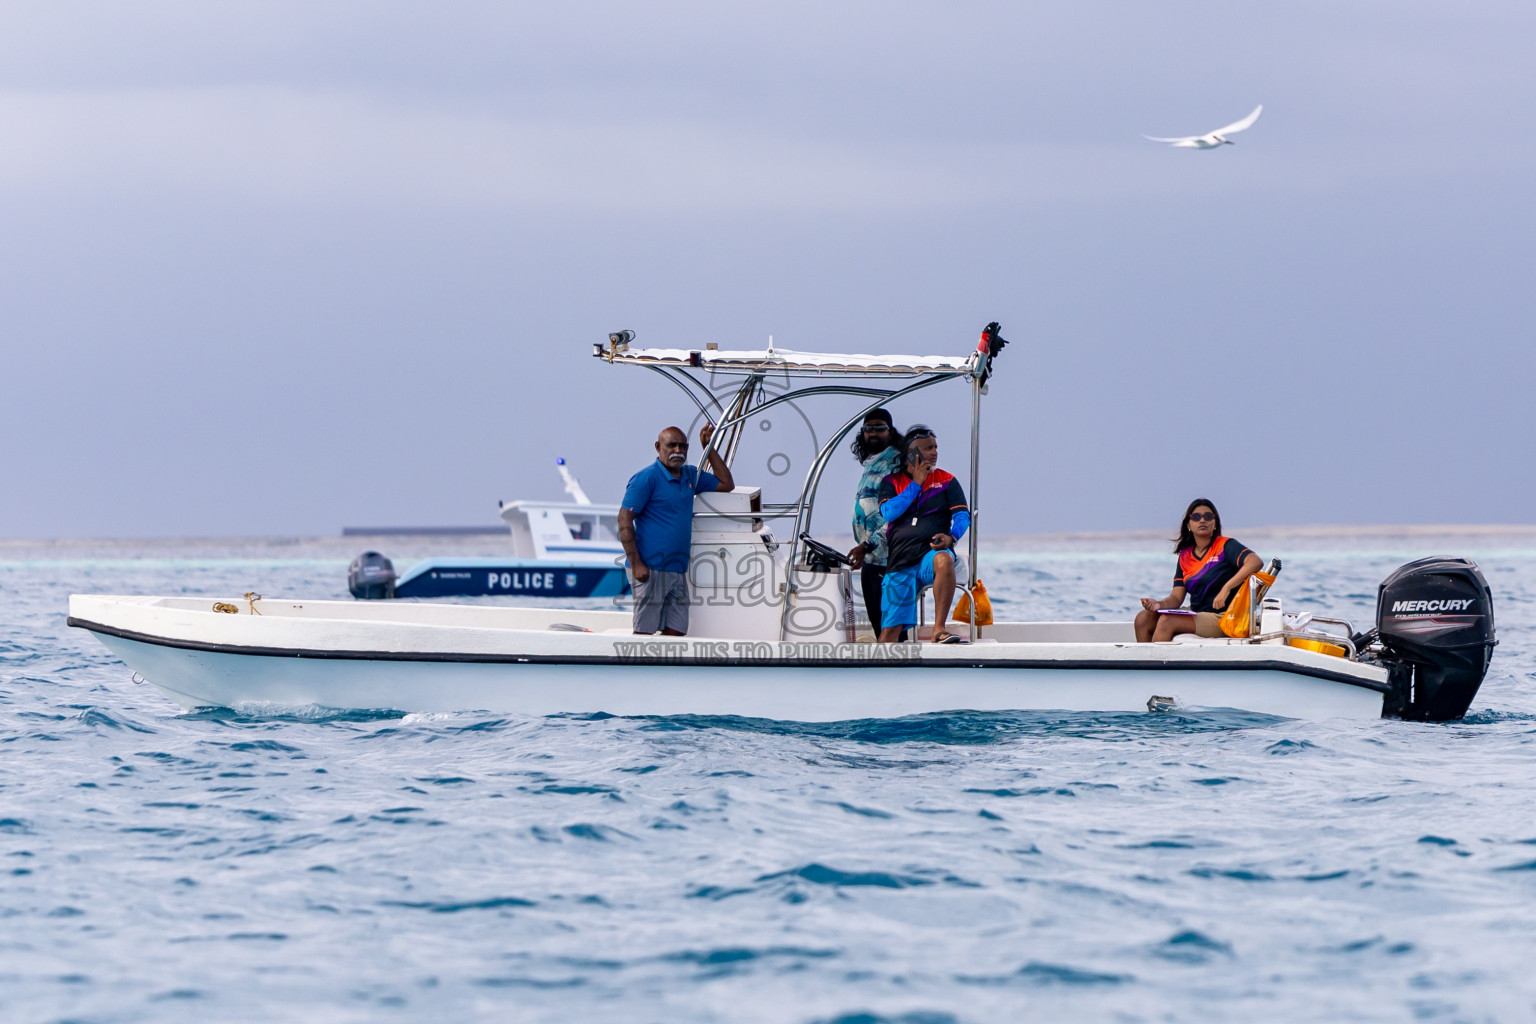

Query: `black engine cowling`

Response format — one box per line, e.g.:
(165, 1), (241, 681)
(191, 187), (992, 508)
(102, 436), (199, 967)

(348, 551), (397, 600)
(1375, 556), (1495, 721)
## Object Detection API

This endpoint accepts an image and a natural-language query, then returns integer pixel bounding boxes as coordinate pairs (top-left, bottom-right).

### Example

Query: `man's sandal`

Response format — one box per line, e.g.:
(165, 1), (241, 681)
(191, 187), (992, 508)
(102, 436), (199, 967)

(932, 631), (969, 645)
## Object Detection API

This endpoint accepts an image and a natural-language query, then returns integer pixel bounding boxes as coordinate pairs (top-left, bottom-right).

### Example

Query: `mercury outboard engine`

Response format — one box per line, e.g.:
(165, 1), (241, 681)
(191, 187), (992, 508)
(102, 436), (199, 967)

(1368, 557), (1496, 721)
(348, 551), (396, 600)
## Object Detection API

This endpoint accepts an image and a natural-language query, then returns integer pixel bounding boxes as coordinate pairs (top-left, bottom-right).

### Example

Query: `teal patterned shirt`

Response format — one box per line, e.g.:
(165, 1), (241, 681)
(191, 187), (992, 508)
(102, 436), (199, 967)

(851, 447), (902, 567)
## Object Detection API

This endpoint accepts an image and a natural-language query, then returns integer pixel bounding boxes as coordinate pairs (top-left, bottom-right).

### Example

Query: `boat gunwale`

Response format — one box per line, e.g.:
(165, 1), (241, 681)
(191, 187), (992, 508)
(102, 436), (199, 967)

(66, 616), (1392, 694)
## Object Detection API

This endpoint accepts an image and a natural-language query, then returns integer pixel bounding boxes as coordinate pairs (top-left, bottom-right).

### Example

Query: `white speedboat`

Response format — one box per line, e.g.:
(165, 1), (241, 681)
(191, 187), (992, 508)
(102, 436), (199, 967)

(348, 460), (628, 599)
(71, 328), (1496, 722)
(67, 594), (1400, 720)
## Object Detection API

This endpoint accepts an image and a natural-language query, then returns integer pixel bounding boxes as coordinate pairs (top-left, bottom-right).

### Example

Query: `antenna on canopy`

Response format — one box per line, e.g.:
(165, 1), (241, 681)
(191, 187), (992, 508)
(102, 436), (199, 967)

(767, 334), (774, 355)
(555, 457), (592, 505)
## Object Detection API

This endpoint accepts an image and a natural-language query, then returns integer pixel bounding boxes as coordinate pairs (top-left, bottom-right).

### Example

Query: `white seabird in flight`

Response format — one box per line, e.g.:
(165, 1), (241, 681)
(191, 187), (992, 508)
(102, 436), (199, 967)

(1144, 105), (1263, 149)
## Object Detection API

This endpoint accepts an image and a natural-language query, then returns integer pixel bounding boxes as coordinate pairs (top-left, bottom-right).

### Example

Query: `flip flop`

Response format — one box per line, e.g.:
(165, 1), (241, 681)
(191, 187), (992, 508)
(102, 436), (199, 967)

(932, 631), (969, 645)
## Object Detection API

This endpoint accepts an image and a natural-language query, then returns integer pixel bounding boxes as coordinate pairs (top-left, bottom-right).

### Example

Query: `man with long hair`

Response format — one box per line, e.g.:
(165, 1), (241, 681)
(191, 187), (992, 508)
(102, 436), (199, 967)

(846, 408), (905, 637)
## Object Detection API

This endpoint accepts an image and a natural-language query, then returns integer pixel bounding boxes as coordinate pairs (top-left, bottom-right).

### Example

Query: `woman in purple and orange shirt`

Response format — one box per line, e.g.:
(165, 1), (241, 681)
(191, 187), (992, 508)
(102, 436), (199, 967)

(1134, 498), (1263, 643)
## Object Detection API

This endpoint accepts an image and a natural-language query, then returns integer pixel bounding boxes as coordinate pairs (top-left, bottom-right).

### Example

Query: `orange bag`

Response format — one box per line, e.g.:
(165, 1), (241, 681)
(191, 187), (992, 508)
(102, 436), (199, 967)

(952, 579), (994, 628)
(1218, 571), (1276, 638)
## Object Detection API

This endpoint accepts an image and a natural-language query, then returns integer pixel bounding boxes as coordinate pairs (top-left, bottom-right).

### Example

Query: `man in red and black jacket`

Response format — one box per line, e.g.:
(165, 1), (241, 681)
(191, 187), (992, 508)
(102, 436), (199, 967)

(875, 426), (971, 644)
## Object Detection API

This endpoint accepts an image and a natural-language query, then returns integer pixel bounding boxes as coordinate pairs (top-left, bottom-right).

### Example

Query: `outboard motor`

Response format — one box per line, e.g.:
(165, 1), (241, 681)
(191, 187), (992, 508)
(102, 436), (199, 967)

(348, 551), (397, 600)
(1372, 556), (1496, 721)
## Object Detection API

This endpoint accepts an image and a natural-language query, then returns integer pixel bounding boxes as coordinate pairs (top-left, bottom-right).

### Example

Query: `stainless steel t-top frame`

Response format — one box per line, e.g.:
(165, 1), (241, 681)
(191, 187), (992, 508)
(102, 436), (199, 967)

(593, 336), (1000, 640)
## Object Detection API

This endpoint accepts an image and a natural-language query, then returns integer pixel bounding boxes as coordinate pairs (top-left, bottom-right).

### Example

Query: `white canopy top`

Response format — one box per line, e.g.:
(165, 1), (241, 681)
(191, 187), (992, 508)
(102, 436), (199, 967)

(595, 345), (977, 377)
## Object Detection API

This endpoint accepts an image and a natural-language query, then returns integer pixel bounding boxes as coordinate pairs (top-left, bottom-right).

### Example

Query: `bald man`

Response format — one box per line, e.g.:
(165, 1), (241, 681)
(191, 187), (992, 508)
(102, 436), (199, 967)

(617, 423), (735, 635)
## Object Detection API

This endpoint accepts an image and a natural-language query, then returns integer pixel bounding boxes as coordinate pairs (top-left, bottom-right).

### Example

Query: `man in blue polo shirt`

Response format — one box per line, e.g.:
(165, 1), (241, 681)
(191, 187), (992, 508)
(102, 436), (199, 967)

(617, 423), (735, 635)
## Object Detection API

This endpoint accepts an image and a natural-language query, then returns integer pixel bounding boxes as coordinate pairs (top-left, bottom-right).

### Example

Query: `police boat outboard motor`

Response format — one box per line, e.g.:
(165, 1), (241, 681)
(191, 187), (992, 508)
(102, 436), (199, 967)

(348, 551), (397, 600)
(1356, 556), (1496, 721)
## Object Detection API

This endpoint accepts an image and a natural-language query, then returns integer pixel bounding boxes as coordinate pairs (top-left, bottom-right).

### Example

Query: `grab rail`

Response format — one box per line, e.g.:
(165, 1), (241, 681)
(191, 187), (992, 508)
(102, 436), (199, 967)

(690, 510), (798, 522)
(1307, 615), (1357, 637)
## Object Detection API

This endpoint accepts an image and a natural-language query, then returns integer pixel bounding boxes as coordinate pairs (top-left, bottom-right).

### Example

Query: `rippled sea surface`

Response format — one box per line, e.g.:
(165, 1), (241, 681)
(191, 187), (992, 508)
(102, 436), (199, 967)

(4, 530), (1536, 1023)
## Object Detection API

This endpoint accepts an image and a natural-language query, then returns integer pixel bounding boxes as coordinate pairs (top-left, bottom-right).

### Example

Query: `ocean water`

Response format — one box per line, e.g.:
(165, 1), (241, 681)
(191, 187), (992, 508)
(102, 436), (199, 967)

(4, 530), (1536, 1023)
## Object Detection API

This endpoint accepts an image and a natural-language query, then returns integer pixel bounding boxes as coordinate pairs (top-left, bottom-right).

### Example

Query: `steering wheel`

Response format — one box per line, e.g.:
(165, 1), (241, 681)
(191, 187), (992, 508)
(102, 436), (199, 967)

(798, 533), (853, 571)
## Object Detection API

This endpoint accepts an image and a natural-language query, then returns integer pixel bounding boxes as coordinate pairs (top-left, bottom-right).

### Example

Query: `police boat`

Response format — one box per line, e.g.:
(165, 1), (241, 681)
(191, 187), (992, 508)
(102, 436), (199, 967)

(346, 459), (628, 600)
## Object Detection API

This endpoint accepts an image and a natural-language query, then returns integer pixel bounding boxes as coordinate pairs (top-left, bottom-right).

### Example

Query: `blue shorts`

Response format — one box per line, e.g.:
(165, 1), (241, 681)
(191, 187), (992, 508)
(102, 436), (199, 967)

(881, 549), (954, 629)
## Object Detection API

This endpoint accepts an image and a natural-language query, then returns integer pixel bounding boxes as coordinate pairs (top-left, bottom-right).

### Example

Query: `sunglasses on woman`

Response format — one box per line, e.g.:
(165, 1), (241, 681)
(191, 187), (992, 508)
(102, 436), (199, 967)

(1189, 511), (1215, 522)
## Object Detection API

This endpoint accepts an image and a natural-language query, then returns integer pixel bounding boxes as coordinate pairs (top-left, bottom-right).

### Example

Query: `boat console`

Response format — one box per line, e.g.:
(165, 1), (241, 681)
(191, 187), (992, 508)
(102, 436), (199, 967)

(686, 487), (856, 644)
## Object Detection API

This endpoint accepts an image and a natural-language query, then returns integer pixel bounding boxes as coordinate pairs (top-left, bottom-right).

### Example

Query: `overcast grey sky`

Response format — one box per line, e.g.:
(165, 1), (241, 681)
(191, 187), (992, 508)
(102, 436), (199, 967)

(2, 2), (1532, 538)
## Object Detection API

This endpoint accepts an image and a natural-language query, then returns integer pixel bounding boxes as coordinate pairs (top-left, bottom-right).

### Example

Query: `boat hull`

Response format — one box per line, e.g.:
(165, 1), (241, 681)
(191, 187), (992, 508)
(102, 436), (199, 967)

(68, 595), (1392, 721)
(87, 631), (1386, 721)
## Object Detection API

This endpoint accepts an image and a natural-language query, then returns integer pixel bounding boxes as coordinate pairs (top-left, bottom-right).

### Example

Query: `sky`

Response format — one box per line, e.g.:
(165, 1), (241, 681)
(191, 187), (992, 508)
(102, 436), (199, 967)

(1, 1), (1533, 538)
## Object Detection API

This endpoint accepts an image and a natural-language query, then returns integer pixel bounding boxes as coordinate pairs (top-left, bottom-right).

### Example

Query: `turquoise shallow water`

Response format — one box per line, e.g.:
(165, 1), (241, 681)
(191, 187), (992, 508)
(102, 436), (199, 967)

(3, 535), (1536, 1023)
